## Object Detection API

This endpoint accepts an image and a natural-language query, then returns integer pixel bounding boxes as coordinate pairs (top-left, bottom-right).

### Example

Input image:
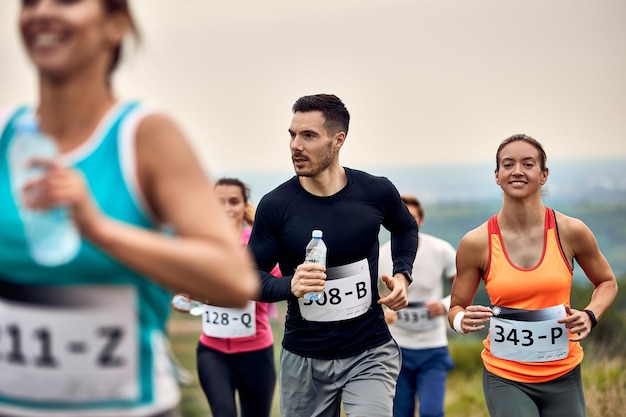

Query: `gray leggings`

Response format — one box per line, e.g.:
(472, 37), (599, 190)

(482, 365), (587, 417)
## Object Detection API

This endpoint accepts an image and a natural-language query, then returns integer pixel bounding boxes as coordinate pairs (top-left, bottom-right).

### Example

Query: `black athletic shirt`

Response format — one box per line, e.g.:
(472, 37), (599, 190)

(248, 168), (418, 359)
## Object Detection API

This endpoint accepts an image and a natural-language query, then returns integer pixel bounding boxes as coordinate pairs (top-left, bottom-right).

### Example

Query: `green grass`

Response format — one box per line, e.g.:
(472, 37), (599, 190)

(168, 323), (211, 417)
(444, 332), (626, 417)
(169, 306), (626, 417)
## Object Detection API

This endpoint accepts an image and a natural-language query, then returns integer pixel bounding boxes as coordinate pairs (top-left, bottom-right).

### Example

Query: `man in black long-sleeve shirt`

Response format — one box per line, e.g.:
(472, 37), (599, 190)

(248, 94), (418, 417)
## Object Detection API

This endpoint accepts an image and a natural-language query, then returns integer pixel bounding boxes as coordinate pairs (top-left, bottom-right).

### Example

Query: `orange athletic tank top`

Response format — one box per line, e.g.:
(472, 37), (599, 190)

(481, 207), (583, 383)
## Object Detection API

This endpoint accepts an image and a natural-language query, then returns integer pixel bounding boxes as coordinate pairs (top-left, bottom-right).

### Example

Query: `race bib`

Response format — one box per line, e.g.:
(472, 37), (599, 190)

(299, 258), (371, 322)
(394, 301), (438, 331)
(201, 301), (256, 338)
(490, 304), (569, 362)
(0, 284), (139, 402)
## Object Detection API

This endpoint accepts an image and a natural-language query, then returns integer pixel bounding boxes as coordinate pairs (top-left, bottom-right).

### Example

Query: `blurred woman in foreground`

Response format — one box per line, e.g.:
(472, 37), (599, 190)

(0, 1), (258, 415)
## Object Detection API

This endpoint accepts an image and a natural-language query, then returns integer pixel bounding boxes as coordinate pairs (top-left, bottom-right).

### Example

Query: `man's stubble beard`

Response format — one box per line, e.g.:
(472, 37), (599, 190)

(294, 142), (334, 177)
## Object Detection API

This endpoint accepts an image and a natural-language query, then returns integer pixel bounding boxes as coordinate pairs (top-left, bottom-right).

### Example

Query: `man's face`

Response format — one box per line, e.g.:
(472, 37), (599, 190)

(406, 204), (424, 227)
(288, 110), (339, 177)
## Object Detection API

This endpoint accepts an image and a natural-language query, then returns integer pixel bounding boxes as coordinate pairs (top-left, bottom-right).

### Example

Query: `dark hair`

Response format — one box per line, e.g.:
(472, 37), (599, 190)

(292, 94), (350, 136)
(215, 178), (250, 204)
(102, 0), (140, 74)
(495, 134), (547, 171)
(401, 195), (424, 220)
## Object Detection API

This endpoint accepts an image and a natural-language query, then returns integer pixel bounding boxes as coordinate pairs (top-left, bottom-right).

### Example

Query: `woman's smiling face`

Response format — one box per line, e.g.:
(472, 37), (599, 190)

(214, 184), (246, 230)
(19, 0), (126, 80)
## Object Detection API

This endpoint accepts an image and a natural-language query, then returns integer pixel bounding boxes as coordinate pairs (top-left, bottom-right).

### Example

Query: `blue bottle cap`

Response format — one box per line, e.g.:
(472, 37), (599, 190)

(15, 114), (39, 135)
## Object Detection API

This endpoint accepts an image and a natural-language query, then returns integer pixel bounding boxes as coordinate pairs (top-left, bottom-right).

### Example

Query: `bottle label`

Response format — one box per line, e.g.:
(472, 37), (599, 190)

(201, 301), (257, 338)
(393, 300), (439, 331)
(305, 244), (326, 267)
(299, 258), (371, 322)
(0, 285), (139, 402)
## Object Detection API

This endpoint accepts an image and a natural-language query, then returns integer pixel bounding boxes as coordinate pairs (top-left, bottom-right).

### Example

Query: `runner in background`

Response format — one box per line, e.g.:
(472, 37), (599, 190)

(174, 178), (280, 417)
(379, 195), (456, 417)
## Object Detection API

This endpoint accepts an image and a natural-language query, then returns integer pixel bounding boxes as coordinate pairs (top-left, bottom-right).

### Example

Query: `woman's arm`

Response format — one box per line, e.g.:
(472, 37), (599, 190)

(558, 213), (618, 335)
(42, 112), (259, 307)
(448, 225), (493, 334)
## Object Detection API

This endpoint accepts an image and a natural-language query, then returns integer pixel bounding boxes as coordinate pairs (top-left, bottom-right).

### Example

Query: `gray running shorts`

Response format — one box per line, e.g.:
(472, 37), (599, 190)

(279, 339), (401, 417)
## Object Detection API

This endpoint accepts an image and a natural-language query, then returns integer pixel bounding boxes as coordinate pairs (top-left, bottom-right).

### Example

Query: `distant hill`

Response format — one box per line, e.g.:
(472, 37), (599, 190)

(221, 157), (626, 206)
(217, 157), (626, 280)
(419, 200), (626, 283)
(370, 157), (626, 205)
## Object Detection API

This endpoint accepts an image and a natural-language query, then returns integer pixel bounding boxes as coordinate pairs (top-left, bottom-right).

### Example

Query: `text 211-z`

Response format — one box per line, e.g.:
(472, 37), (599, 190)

(0, 324), (125, 368)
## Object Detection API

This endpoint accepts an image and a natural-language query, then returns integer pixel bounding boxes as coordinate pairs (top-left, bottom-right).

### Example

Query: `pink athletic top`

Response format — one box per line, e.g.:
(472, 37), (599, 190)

(199, 228), (281, 353)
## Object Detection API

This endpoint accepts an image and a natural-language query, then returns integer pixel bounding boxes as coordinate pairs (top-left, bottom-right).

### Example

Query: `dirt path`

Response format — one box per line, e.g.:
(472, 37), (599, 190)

(167, 314), (201, 335)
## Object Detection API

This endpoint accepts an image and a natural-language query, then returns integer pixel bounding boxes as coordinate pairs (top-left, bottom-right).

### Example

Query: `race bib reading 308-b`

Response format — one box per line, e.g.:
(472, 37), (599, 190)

(298, 259), (371, 322)
(489, 304), (568, 362)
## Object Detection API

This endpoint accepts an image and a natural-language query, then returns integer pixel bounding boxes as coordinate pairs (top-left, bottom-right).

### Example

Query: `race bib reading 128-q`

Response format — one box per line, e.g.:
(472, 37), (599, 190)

(202, 301), (256, 338)
(489, 304), (569, 362)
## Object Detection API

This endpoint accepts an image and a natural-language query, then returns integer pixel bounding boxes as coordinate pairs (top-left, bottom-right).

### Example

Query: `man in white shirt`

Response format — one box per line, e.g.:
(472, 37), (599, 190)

(379, 195), (456, 417)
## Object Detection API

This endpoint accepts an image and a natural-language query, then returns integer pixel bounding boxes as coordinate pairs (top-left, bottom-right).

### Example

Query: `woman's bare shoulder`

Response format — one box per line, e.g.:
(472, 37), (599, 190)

(553, 210), (591, 239)
(553, 209), (598, 255)
(459, 221), (490, 249)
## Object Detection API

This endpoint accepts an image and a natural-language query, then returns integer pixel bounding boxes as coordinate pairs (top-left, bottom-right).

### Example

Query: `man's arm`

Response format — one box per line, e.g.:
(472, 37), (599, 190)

(388, 204), (418, 285)
(247, 198), (292, 302)
(379, 185), (418, 308)
(256, 267), (292, 303)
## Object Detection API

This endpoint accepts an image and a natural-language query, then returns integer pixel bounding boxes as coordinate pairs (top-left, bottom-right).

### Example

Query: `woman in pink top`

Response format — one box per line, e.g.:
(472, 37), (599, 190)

(197, 178), (279, 417)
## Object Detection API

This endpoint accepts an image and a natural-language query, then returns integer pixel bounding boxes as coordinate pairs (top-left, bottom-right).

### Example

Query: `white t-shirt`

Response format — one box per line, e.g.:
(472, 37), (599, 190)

(378, 233), (456, 349)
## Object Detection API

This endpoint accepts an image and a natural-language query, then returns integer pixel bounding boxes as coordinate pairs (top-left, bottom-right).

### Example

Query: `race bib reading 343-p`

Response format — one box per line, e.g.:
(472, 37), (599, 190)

(490, 304), (568, 362)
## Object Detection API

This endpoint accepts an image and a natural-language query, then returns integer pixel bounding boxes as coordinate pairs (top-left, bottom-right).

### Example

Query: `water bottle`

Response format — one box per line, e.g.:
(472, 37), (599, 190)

(303, 229), (327, 301)
(171, 294), (204, 316)
(9, 114), (81, 266)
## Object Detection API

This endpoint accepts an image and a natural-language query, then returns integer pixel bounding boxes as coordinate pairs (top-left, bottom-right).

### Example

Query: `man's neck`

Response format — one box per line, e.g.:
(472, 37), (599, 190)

(298, 165), (347, 197)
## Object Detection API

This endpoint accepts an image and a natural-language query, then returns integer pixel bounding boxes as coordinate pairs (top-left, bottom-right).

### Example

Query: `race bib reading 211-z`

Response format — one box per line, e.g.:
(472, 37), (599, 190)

(0, 280), (139, 402)
(489, 304), (568, 362)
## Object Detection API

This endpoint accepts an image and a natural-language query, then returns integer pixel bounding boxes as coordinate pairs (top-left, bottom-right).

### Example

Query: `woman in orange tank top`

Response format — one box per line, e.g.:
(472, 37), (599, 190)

(448, 134), (618, 417)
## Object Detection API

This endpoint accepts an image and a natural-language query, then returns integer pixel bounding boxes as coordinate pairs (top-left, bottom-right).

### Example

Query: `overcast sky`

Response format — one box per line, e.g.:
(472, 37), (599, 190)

(1, 0), (625, 177)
